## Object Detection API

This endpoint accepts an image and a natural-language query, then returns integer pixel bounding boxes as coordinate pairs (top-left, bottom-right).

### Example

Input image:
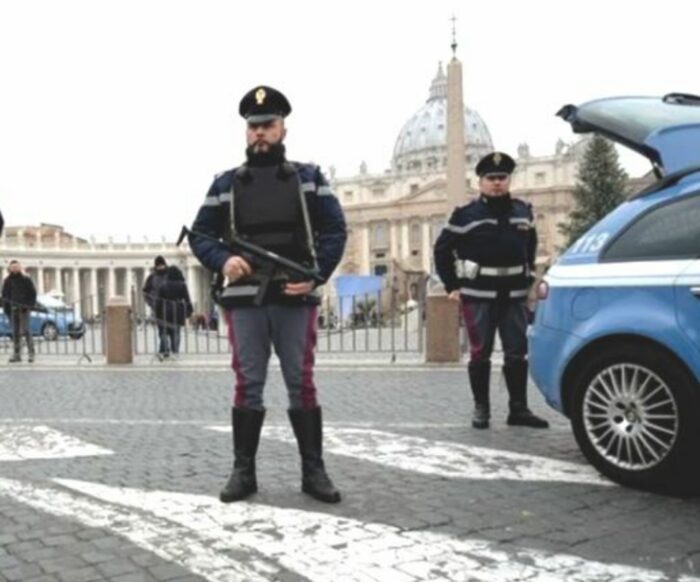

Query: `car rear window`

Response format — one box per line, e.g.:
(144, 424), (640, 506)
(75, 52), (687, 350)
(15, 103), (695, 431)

(603, 193), (700, 261)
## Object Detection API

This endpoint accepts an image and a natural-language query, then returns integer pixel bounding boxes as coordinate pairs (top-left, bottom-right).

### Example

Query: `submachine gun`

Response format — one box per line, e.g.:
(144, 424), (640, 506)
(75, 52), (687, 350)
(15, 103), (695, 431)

(177, 226), (324, 307)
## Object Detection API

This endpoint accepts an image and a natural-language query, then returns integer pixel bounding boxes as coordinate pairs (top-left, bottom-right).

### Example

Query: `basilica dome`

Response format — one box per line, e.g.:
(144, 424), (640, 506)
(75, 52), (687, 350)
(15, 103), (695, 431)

(392, 63), (494, 174)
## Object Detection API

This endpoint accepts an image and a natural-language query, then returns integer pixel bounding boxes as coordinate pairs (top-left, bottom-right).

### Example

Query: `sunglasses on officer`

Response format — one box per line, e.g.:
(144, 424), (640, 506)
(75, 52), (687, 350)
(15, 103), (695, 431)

(484, 173), (509, 182)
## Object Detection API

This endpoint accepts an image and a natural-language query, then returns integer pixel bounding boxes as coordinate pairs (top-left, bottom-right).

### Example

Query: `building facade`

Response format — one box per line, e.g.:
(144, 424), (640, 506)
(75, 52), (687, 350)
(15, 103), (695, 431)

(0, 224), (209, 317)
(331, 64), (589, 279)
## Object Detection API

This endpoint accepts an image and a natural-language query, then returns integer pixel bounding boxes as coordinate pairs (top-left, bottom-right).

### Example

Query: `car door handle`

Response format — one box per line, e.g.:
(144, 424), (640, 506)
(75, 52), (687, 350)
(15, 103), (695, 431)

(692, 287), (700, 297)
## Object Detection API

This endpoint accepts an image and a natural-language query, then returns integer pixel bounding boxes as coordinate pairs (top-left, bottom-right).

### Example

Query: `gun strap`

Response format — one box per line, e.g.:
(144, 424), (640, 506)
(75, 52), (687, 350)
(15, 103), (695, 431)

(226, 169), (243, 244)
(295, 166), (320, 272)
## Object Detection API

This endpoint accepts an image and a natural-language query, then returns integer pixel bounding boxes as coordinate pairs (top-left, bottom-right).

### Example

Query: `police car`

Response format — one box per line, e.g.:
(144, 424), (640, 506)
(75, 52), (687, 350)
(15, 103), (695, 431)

(529, 94), (700, 495)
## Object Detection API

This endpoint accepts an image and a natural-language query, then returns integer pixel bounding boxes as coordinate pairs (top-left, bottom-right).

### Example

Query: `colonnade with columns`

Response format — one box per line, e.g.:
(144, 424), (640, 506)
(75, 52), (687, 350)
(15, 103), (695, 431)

(0, 261), (210, 318)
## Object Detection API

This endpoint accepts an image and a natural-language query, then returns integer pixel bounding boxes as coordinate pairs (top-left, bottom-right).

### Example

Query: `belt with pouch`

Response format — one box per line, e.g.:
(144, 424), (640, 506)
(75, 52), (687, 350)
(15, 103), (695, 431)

(454, 260), (526, 280)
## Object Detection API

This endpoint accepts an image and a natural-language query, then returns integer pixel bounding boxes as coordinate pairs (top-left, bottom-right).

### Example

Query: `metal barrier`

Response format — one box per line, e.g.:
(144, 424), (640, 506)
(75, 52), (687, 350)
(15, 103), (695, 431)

(0, 294), (104, 364)
(132, 320), (230, 358)
(135, 291), (230, 358)
(134, 278), (426, 358)
(317, 278), (425, 354)
(0, 279), (430, 363)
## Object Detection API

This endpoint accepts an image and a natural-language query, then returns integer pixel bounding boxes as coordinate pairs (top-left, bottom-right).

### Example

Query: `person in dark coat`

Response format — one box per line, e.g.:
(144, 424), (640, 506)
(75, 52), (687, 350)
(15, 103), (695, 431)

(143, 255), (169, 355)
(2, 260), (37, 363)
(154, 266), (193, 358)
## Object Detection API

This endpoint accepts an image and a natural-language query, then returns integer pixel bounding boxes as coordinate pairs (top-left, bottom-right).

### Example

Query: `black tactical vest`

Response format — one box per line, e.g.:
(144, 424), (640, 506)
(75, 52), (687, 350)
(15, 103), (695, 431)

(231, 164), (314, 266)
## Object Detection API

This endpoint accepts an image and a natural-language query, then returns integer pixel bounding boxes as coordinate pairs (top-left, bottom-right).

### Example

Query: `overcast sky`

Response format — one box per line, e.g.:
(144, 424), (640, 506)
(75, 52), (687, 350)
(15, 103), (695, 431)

(1, 0), (698, 240)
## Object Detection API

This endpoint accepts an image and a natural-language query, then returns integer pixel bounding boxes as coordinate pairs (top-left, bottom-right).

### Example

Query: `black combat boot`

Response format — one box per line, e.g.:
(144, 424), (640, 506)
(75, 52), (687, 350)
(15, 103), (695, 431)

(288, 407), (341, 503)
(504, 361), (549, 429)
(220, 407), (266, 503)
(468, 361), (491, 429)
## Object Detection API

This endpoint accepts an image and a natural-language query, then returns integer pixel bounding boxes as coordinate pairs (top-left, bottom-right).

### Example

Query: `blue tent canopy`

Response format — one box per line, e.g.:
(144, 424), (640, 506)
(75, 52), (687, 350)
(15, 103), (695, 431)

(333, 275), (384, 320)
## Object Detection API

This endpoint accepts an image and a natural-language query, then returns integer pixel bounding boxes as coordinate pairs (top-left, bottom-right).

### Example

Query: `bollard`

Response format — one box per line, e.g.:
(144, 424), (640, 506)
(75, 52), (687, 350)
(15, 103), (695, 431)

(106, 296), (133, 364)
(425, 294), (461, 363)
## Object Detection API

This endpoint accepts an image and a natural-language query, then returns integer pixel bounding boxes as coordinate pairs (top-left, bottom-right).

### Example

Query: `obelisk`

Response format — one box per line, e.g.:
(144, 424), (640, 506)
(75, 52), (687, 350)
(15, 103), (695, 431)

(426, 16), (464, 363)
(446, 16), (466, 210)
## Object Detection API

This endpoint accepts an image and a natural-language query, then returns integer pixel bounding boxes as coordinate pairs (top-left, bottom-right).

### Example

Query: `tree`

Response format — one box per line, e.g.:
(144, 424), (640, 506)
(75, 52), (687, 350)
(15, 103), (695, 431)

(558, 135), (629, 247)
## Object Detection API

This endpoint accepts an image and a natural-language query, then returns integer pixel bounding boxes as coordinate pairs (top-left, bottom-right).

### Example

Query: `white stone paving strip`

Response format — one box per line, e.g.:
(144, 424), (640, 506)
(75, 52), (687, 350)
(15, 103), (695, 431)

(3, 478), (692, 582)
(0, 478), (278, 582)
(0, 425), (113, 461)
(208, 425), (613, 487)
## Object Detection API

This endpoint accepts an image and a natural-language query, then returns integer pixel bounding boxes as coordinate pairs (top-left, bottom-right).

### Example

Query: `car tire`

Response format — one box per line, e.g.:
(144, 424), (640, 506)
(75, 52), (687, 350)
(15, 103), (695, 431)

(68, 331), (84, 340)
(570, 343), (700, 496)
(42, 322), (59, 341)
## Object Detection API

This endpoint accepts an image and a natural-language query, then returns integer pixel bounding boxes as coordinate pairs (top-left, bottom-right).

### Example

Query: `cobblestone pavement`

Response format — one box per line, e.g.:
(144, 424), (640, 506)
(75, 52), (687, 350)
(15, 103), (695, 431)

(0, 366), (698, 581)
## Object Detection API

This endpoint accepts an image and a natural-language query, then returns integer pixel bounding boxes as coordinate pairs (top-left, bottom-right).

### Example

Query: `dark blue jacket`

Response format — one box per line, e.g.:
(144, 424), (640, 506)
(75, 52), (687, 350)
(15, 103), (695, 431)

(2, 273), (37, 313)
(433, 194), (537, 302)
(189, 162), (346, 306)
(155, 267), (193, 326)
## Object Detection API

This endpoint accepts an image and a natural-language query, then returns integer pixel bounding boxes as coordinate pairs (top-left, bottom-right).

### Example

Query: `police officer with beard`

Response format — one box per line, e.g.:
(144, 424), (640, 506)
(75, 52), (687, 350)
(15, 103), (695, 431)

(434, 152), (549, 430)
(189, 86), (347, 503)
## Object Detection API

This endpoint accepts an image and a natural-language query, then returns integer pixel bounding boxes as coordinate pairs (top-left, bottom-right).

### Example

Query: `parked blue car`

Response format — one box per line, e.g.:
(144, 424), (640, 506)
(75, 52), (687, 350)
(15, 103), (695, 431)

(0, 294), (85, 340)
(529, 93), (700, 495)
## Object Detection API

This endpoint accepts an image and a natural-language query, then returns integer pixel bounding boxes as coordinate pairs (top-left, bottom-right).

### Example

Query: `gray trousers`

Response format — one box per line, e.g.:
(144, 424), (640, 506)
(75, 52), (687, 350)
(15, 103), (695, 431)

(460, 300), (528, 366)
(11, 309), (34, 357)
(224, 305), (319, 411)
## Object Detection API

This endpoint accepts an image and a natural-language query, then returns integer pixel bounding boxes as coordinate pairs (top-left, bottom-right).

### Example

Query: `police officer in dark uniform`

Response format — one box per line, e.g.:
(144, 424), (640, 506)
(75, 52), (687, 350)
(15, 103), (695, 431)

(433, 152), (549, 430)
(189, 86), (347, 503)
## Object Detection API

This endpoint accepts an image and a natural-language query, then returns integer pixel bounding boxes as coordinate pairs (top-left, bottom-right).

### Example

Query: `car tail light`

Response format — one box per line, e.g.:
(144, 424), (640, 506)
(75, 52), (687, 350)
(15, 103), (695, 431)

(536, 280), (549, 300)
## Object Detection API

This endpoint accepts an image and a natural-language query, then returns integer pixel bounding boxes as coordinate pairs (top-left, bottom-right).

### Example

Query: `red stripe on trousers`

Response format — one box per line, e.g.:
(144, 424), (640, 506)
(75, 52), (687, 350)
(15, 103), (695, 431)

(300, 306), (318, 409)
(224, 310), (246, 407)
(461, 302), (484, 361)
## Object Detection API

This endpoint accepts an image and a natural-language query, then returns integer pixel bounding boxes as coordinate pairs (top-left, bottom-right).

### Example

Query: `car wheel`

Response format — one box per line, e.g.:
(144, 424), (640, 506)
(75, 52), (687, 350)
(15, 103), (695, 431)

(68, 331), (84, 340)
(42, 322), (59, 341)
(570, 343), (700, 495)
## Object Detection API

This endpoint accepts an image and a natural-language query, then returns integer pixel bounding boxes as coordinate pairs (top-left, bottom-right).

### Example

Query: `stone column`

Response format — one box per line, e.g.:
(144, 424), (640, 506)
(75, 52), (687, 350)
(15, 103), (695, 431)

(90, 268), (99, 317)
(421, 221), (432, 273)
(134, 268), (144, 315)
(360, 224), (371, 275)
(108, 268), (116, 299)
(187, 266), (198, 313)
(37, 267), (45, 294)
(72, 268), (81, 310)
(54, 268), (64, 295)
(126, 268), (134, 304)
(390, 221), (399, 262)
(401, 220), (410, 261)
